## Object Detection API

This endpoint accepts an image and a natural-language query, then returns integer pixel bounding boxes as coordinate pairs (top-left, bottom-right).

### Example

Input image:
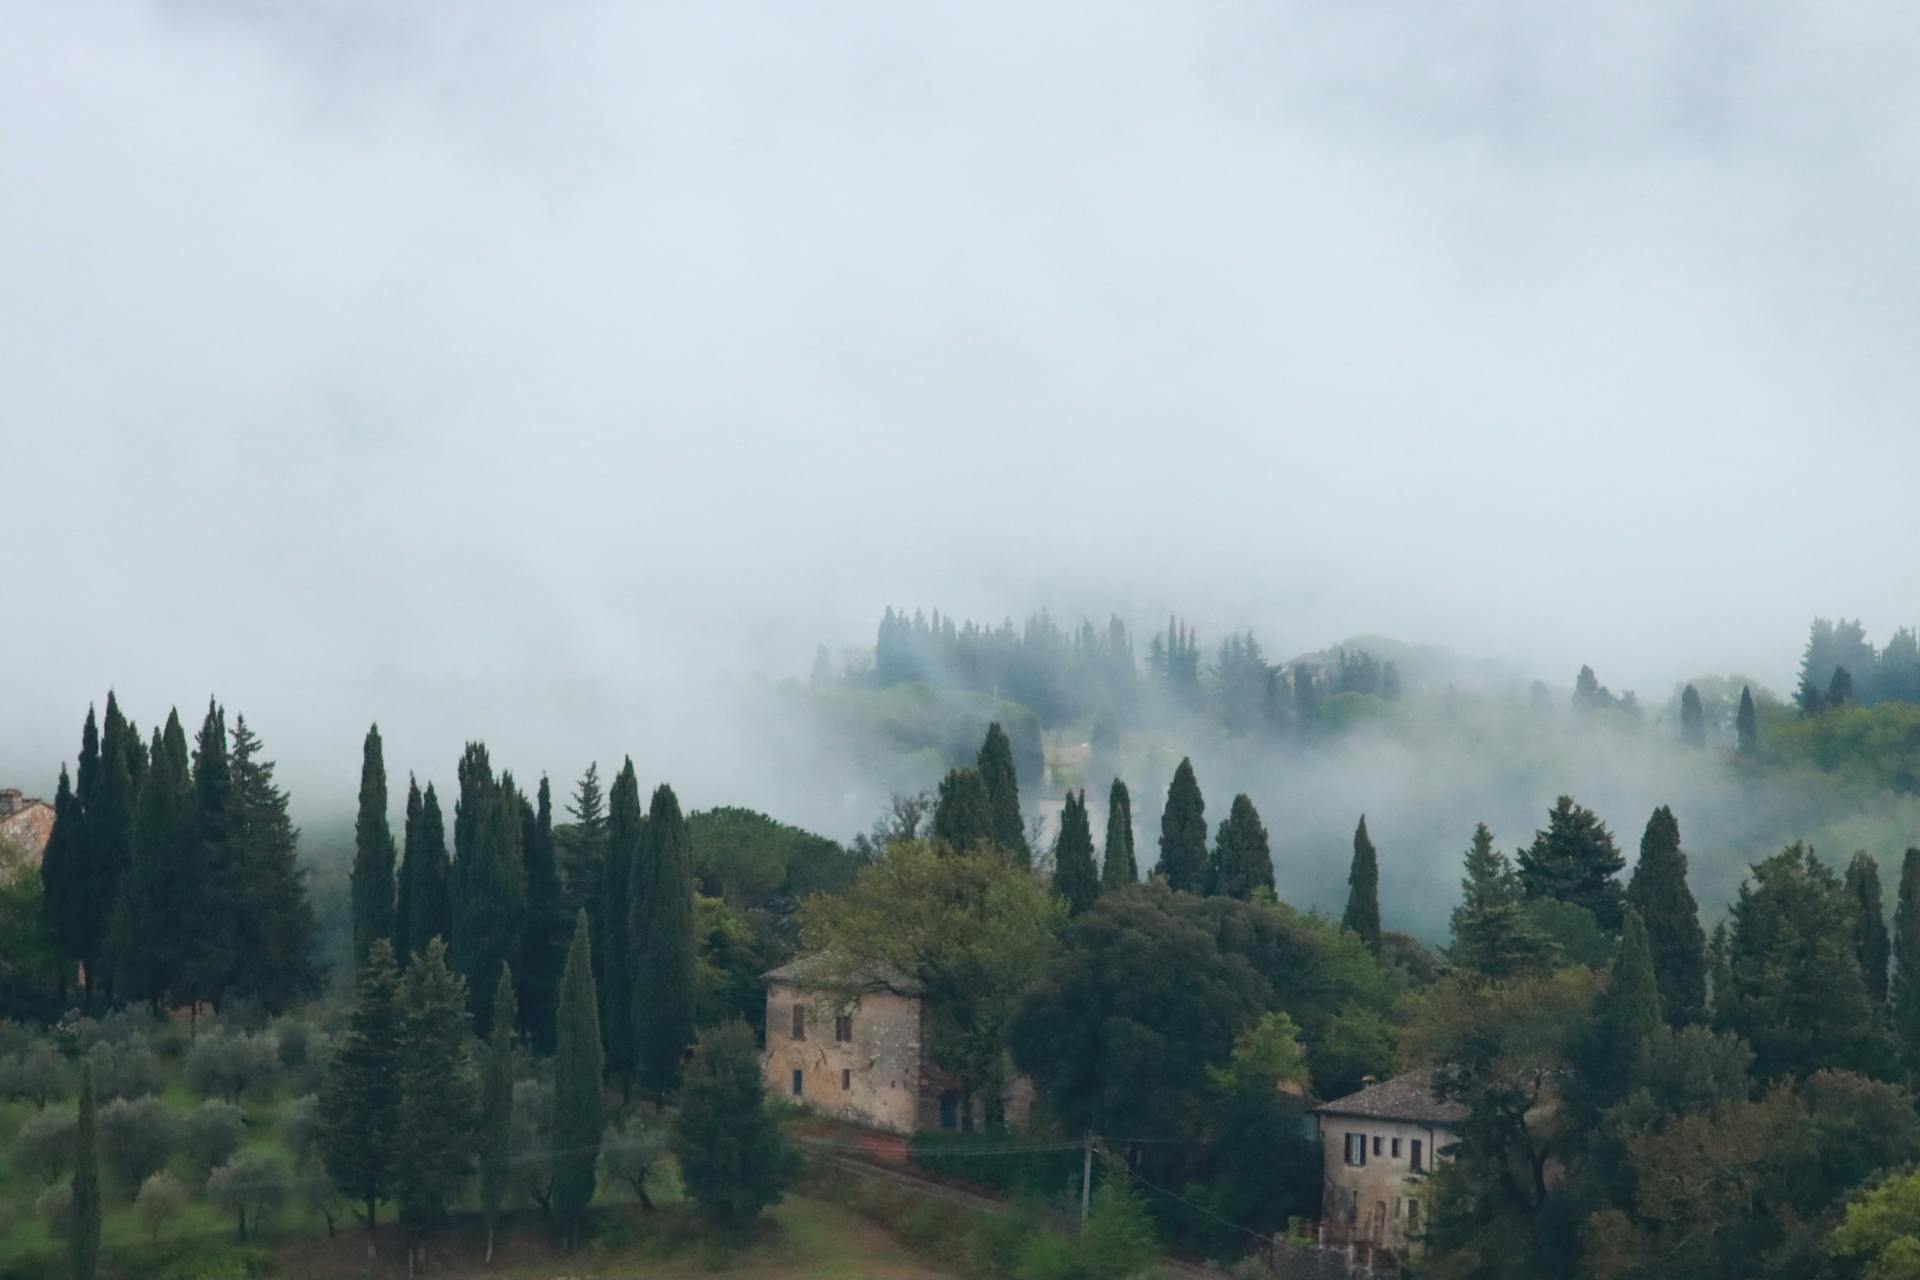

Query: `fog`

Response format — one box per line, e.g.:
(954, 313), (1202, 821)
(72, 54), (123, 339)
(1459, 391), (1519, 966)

(5, 3), (1920, 911)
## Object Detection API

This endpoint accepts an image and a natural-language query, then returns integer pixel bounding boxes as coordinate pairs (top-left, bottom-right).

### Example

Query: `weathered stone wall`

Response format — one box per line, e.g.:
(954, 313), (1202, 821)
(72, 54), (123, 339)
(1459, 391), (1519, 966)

(762, 981), (925, 1133)
(1268, 1237), (1389, 1279)
(1316, 1115), (1447, 1250)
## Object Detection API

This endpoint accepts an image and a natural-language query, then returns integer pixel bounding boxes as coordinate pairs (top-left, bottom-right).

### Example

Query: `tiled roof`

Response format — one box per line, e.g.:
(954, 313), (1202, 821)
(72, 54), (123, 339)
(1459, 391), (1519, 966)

(764, 952), (926, 996)
(1312, 1072), (1467, 1125)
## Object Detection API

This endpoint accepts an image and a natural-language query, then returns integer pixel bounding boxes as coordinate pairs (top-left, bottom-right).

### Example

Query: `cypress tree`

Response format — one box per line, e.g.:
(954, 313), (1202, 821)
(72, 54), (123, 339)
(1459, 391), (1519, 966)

(394, 780), (420, 962)
(552, 912), (604, 1249)
(321, 938), (403, 1257)
(1342, 816), (1382, 954)
(350, 724), (397, 971)
(1893, 849), (1920, 1075)
(227, 715), (320, 1011)
(188, 697), (243, 1011)
(633, 784), (696, 1103)
(450, 752), (526, 1037)
(479, 964), (516, 1263)
(519, 775), (564, 1053)
(1624, 806), (1707, 1026)
(1154, 758), (1208, 893)
(932, 767), (993, 851)
(1848, 851), (1892, 1007)
(88, 694), (140, 1003)
(1679, 684), (1706, 748)
(976, 723), (1029, 865)
(603, 760), (642, 1092)
(1708, 921), (1732, 1020)
(38, 766), (85, 1002)
(393, 938), (477, 1272)
(1449, 823), (1556, 981)
(1736, 686), (1759, 758)
(1209, 794), (1274, 901)
(111, 711), (193, 1010)
(1575, 910), (1662, 1120)
(398, 783), (451, 962)
(72, 1063), (100, 1280)
(1100, 779), (1135, 889)
(1517, 795), (1626, 931)
(1051, 790), (1100, 915)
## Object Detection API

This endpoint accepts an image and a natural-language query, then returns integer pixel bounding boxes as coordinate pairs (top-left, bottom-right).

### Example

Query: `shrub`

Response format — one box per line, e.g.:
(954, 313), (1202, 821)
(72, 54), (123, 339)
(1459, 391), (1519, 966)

(186, 1031), (281, 1102)
(0, 1042), (71, 1108)
(137, 1171), (188, 1243)
(99, 1096), (175, 1195)
(207, 1150), (289, 1242)
(70, 1008), (154, 1051)
(37, 1183), (72, 1239)
(13, 1107), (78, 1186)
(1014, 1231), (1079, 1280)
(278, 1094), (324, 1167)
(181, 1100), (247, 1183)
(509, 1078), (555, 1214)
(87, 1036), (163, 1101)
(602, 1114), (670, 1208)
(1079, 1167), (1162, 1279)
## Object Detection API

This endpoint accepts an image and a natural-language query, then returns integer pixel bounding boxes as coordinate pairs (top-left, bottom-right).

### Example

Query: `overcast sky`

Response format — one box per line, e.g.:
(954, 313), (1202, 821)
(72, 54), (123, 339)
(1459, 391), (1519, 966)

(5, 2), (1919, 817)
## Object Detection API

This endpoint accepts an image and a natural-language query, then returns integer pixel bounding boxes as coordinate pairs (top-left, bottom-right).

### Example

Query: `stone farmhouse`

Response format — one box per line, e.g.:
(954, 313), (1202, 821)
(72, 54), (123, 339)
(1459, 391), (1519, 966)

(761, 954), (1030, 1134)
(1312, 1072), (1464, 1253)
(0, 788), (54, 869)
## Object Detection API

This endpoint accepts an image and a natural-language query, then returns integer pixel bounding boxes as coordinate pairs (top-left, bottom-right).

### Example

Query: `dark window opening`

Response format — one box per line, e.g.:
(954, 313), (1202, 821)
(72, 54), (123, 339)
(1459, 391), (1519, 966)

(841, 1068), (852, 1091)
(1411, 1139), (1424, 1172)
(791, 1005), (806, 1040)
(835, 1013), (853, 1043)
(1345, 1133), (1366, 1167)
(1391, 1138), (1402, 1158)
(1372, 1135), (1383, 1157)
(791, 1069), (803, 1096)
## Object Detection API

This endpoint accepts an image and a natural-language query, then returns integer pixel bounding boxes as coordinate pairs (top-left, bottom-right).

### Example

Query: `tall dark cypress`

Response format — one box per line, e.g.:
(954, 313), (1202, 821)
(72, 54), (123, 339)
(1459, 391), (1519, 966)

(1342, 816), (1382, 954)
(1679, 684), (1706, 748)
(1100, 779), (1135, 889)
(1209, 793), (1274, 901)
(932, 767), (993, 851)
(603, 760), (642, 1091)
(227, 715), (319, 1011)
(1517, 795), (1626, 931)
(552, 911), (604, 1249)
(1051, 790), (1100, 915)
(112, 711), (194, 1010)
(1736, 686), (1759, 758)
(1893, 849), (1920, 1075)
(403, 784), (452, 962)
(519, 776), (564, 1052)
(1847, 851), (1892, 1007)
(394, 778), (423, 962)
(450, 749), (526, 1037)
(37, 765), (86, 1001)
(479, 963), (516, 1263)
(188, 698), (240, 1009)
(75, 704), (101, 826)
(320, 939), (403, 1255)
(633, 784), (696, 1102)
(1624, 806), (1707, 1026)
(976, 723), (1030, 865)
(90, 694), (139, 1002)
(72, 1063), (100, 1280)
(350, 724), (397, 970)
(1575, 909), (1662, 1121)
(1154, 758), (1208, 893)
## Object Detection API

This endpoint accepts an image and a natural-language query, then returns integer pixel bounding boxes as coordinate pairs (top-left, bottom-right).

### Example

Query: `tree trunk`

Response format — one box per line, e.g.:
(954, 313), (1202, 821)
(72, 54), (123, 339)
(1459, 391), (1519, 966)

(636, 1184), (656, 1212)
(365, 1198), (379, 1259)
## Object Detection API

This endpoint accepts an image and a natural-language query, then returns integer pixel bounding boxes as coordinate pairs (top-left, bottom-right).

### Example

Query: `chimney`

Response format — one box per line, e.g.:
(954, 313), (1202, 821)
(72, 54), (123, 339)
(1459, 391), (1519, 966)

(0, 789), (22, 818)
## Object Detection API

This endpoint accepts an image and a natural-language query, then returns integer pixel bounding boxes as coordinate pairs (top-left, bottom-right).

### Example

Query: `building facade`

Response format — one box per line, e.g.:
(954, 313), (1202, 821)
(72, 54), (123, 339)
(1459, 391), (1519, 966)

(0, 789), (54, 869)
(1312, 1074), (1464, 1252)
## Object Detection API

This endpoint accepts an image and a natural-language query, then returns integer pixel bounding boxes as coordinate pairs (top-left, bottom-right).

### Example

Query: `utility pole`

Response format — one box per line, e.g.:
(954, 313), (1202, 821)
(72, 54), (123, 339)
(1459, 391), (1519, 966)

(1080, 1133), (1095, 1228)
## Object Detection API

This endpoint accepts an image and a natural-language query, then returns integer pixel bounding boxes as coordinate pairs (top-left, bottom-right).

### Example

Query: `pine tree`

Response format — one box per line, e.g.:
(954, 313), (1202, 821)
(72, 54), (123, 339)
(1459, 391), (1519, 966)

(111, 711), (194, 1010)
(1449, 823), (1556, 980)
(558, 763), (607, 922)
(1893, 850), (1920, 1076)
(72, 1062), (100, 1280)
(351, 724), (397, 971)
(479, 964), (516, 1263)
(1517, 795), (1626, 931)
(1574, 910), (1662, 1120)
(187, 698), (239, 1010)
(519, 775), (564, 1053)
(1100, 779), (1135, 889)
(1342, 816), (1382, 954)
(932, 767), (993, 851)
(552, 912), (604, 1249)
(1051, 790), (1100, 915)
(633, 784), (696, 1102)
(400, 783), (451, 962)
(672, 1022), (793, 1223)
(393, 938), (476, 1271)
(450, 749), (526, 1037)
(1154, 758), (1208, 893)
(603, 760), (642, 1092)
(1679, 684), (1706, 748)
(1209, 794), (1274, 901)
(321, 939), (403, 1256)
(38, 765), (85, 1001)
(1736, 685), (1759, 758)
(1847, 851), (1892, 1007)
(227, 715), (320, 1011)
(1624, 806), (1707, 1026)
(976, 723), (1029, 865)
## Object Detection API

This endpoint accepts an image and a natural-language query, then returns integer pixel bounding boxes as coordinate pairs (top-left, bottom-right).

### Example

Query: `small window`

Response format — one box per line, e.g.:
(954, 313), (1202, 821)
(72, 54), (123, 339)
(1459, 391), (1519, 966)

(791, 1005), (806, 1040)
(835, 1013), (853, 1043)
(1344, 1133), (1367, 1167)
(1372, 1135), (1383, 1157)
(791, 1069), (803, 1096)
(841, 1068), (852, 1091)
(1410, 1139), (1424, 1173)
(1391, 1138), (1402, 1159)
(1406, 1198), (1421, 1230)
